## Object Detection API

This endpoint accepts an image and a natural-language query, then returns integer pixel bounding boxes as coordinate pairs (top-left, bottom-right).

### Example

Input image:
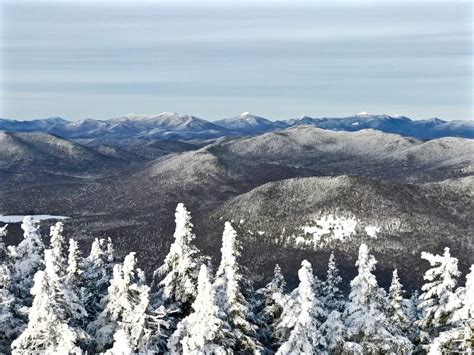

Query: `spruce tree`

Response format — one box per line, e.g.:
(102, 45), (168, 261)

(320, 310), (347, 353)
(417, 247), (461, 345)
(90, 252), (167, 353)
(153, 203), (202, 315)
(322, 252), (344, 312)
(169, 264), (234, 354)
(64, 239), (88, 329)
(388, 269), (410, 331)
(276, 260), (327, 354)
(83, 238), (114, 325)
(11, 249), (89, 354)
(0, 224), (8, 262)
(0, 251), (20, 352)
(344, 244), (412, 353)
(256, 264), (287, 350)
(213, 222), (263, 353)
(10, 217), (45, 310)
(49, 222), (68, 277)
(429, 264), (474, 353)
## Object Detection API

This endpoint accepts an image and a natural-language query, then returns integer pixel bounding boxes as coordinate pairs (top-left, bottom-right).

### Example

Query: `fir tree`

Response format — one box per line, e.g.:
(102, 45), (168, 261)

(0, 224), (19, 352)
(11, 249), (89, 354)
(276, 260), (327, 354)
(169, 264), (234, 354)
(417, 247), (461, 345)
(213, 222), (263, 353)
(83, 237), (114, 325)
(429, 264), (474, 353)
(153, 203), (202, 315)
(10, 217), (45, 310)
(256, 264), (287, 350)
(320, 310), (347, 353)
(388, 269), (410, 331)
(64, 239), (88, 329)
(49, 222), (68, 277)
(0, 224), (8, 261)
(344, 244), (412, 354)
(322, 252), (344, 312)
(90, 252), (167, 353)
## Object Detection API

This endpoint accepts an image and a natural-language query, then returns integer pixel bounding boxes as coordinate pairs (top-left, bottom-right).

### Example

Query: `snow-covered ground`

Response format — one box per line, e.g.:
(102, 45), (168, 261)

(295, 214), (379, 249)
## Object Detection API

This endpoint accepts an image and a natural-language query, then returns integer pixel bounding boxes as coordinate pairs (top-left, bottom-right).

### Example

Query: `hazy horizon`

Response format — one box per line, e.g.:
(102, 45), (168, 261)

(1, 1), (472, 121)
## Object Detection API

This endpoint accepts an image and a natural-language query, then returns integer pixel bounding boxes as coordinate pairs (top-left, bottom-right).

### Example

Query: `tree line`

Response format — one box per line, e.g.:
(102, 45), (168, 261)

(0, 203), (472, 354)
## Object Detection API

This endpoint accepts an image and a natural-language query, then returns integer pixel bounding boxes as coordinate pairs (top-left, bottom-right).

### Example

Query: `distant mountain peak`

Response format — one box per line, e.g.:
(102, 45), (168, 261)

(45, 117), (69, 124)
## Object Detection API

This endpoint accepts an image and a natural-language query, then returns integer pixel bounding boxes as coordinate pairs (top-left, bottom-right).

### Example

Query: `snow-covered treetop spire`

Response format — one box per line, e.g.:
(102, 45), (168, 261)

(349, 243), (379, 309)
(217, 221), (240, 276)
(49, 222), (64, 251)
(388, 269), (409, 330)
(67, 239), (82, 277)
(155, 203), (202, 308)
(21, 216), (40, 240)
(322, 252), (344, 311)
(174, 203), (195, 245)
(49, 222), (68, 275)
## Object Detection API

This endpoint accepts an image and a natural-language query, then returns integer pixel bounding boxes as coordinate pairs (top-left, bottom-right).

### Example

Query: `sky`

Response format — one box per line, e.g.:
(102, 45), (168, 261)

(0, 1), (472, 121)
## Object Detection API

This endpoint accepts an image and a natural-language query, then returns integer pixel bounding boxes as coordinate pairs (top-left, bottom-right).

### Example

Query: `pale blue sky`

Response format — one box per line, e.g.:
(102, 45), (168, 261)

(0, 1), (472, 121)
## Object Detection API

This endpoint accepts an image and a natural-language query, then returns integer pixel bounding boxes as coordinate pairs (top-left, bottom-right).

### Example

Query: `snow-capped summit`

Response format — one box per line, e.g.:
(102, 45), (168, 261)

(214, 113), (285, 135)
(0, 112), (472, 140)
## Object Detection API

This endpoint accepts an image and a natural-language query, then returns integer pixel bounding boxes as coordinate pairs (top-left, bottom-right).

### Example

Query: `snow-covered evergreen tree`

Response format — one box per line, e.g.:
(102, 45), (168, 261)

(153, 203), (202, 315)
(49, 222), (68, 277)
(344, 244), (412, 353)
(276, 260), (327, 354)
(388, 269), (410, 331)
(11, 249), (89, 354)
(83, 237), (114, 325)
(256, 264), (287, 350)
(90, 252), (167, 353)
(322, 252), (344, 312)
(213, 222), (263, 353)
(64, 238), (88, 329)
(320, 310), (347, 353)
(428, 264), (474, 353)
(169, 264), (234, 354)
(10, 217), (45, 310)
(0, 227), (21, 353)
(417, 247), (461, 345)
(0, 224), (8, 261)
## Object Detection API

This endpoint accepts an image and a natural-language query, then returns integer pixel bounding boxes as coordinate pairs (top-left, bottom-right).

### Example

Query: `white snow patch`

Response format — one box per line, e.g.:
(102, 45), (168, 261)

(0, 215), (70, 223)
(364, 225), (380, 238)
(296, 214), (379, 249)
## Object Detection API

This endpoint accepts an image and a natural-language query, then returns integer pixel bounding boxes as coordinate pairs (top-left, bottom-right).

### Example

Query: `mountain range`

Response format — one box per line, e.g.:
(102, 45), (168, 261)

(0, 122), (472, 290)
(1, 112), (473, 142)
